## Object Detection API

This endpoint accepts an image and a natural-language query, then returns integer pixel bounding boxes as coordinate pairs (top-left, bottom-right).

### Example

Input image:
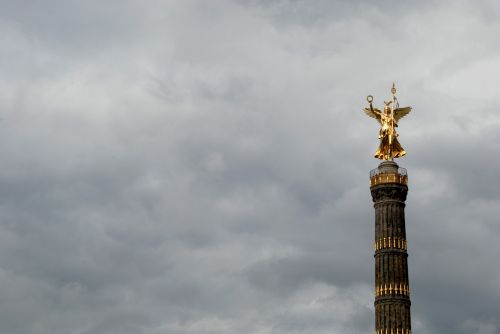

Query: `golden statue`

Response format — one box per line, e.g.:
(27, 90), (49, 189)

(364, 83), (412, 160)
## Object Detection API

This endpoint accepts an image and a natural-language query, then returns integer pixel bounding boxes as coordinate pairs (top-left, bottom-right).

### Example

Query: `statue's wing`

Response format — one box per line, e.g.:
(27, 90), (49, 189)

(394, 106), (412, 122)
(364, 107), (382, 124)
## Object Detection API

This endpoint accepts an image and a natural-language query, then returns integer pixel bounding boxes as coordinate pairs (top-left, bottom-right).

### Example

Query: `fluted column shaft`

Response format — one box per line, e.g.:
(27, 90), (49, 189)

(370, 162), (412, 334)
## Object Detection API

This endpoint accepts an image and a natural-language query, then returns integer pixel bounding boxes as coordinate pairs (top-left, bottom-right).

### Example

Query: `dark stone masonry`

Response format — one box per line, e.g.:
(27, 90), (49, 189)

(370, 161), (412, 334)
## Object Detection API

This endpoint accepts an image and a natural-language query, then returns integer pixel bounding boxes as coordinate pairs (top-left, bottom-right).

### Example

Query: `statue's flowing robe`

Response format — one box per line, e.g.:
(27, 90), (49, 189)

(374, 122), (406, 160)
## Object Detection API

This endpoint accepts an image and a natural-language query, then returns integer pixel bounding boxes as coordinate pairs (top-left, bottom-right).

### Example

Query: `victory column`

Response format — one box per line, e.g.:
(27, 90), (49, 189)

(364, 84), (413, 334)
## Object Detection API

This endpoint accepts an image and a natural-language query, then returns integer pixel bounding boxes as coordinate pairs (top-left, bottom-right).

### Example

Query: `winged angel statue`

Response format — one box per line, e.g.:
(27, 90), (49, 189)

(364, 84), (412, 160)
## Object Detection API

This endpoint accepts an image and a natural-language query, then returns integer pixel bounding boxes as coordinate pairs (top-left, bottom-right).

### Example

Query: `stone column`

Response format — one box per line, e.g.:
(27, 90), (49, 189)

(370, 161), (412, 334)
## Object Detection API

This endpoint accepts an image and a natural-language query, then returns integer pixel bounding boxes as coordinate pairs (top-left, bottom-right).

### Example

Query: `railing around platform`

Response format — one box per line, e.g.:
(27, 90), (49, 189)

(370, 167), (408, 186)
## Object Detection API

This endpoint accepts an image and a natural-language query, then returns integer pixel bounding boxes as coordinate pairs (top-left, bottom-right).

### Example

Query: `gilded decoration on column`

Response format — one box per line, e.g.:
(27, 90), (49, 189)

(374, 237), (408, 251)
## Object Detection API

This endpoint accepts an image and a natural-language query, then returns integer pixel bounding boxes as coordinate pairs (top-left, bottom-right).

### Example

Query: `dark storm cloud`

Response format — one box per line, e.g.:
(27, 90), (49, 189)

(0, 0), (499, 333)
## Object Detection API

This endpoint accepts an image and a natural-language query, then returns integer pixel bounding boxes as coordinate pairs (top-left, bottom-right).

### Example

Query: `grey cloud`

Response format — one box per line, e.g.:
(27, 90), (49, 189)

(0, 1), (499, 334)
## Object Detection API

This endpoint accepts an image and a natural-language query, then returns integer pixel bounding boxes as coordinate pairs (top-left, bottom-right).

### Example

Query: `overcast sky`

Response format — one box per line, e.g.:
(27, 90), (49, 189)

(0, 1), (500, 333)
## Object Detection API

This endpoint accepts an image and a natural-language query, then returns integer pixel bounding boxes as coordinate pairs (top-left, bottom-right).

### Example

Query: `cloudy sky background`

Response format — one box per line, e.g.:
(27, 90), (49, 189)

(0, 1), (500, 333)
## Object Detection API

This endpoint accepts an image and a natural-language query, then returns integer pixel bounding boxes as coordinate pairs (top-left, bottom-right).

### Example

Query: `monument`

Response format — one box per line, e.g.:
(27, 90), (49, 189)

(364, 84), (413, 334)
